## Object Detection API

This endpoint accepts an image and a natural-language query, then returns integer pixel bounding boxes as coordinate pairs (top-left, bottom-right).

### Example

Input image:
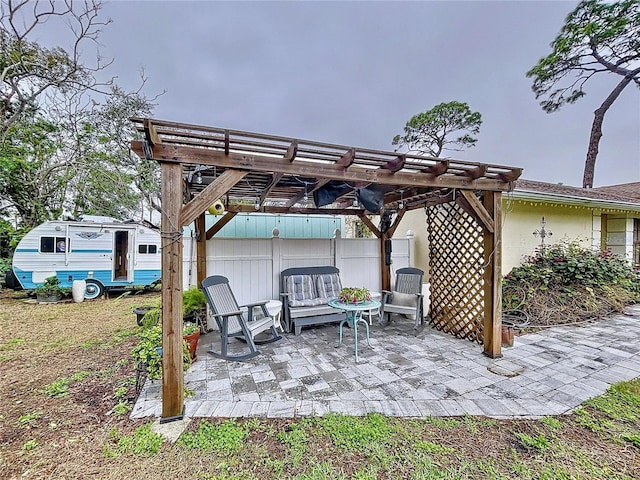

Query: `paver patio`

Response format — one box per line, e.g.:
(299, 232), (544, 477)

(132, 304), (640, 419)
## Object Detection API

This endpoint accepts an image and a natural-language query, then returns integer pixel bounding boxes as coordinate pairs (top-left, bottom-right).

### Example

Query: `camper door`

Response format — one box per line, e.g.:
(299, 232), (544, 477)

(113, 230), (133, 282)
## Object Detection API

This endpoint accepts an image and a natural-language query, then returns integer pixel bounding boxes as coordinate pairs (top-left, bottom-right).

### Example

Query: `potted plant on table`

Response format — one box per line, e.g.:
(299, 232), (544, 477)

(35, 276), (68, 303)
(338, 287), (371, 304)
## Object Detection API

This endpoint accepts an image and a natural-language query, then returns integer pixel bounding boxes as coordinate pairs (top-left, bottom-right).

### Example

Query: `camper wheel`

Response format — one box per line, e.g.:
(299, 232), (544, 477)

(84, 279), (104, 300)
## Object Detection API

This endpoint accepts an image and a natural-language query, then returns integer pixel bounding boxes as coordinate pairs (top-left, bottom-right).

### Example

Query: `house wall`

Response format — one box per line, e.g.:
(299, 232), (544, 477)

(393, 209), (430, 279)
(501, 201), (594, 273)
(399, 194), (640, 276)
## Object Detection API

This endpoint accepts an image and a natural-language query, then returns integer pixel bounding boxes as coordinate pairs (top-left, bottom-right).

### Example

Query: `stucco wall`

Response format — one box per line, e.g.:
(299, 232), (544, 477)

(396, 201), (598, 277)
(394, 196), (640, 278)
(394, 209), (430, 279)
(502, 201), (594, 273)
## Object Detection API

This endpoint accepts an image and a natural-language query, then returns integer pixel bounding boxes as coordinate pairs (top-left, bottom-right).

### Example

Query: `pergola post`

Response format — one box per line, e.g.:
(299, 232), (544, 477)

(160, 161), (184, 420)
(482, 191), (503, 358)
(196, 213), (207, 287)
(380, 234), (391, 291)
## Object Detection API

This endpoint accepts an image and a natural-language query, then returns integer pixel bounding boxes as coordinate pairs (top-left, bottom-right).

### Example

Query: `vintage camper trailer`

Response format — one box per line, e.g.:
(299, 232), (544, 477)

(12, 216), (161, 299)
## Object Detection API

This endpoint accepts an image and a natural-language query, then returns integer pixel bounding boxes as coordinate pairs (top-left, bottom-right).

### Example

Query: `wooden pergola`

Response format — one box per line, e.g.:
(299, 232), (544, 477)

(130, 117), (522, 420)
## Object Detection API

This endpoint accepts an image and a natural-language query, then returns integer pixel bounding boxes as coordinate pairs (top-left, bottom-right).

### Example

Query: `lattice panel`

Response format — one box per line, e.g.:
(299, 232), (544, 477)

(426, 201), (485, 343)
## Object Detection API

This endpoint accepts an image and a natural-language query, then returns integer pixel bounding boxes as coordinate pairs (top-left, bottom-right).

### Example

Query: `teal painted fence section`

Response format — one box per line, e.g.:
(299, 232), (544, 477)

(205, 213), (341, 238)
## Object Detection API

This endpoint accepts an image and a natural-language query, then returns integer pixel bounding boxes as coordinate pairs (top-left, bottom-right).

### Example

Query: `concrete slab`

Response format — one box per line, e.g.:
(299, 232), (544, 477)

(151, 417), (191, 443)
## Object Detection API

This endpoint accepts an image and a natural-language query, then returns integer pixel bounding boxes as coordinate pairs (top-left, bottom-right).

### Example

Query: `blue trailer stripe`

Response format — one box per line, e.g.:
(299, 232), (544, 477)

(12, 267), (161, 289)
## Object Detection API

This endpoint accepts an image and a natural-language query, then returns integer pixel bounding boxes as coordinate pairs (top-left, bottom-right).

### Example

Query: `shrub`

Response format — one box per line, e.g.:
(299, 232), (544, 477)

(131, 324), (192, 380)
(506, 241), (638, 290)
(503, 241), (640, 327)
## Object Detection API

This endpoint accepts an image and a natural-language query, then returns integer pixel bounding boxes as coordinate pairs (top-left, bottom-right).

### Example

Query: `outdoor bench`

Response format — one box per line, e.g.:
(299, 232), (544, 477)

(280, 266), (346, 335)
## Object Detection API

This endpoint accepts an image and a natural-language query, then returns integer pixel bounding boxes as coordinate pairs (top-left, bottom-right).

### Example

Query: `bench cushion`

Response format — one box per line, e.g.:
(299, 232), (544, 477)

(286, 274), (317, 307)
(315, 273), (342, 299)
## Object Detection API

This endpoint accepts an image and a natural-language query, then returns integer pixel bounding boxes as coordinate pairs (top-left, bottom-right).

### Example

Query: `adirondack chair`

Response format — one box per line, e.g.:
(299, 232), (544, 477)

(201, 275), (282, 361)
(380, 267), (425, 329)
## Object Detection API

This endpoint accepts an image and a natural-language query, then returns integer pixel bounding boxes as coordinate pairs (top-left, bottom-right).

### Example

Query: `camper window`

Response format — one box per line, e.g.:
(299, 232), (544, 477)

(41, 236), (68, 254)
(138, 244), (157, 254)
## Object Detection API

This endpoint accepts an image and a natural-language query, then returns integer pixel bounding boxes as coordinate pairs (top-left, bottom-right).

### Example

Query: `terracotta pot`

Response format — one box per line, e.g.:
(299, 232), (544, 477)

(501, 325), (514, 347)
(183, 330), (200, 360)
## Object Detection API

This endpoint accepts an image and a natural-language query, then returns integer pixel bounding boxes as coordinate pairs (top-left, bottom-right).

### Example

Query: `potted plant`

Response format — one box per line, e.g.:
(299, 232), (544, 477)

(131, 324), (192, 380)
(182, 322), (200, 360)
(134, 287), (207, 327)
(338, 286), (371, 304)
(133, 288), (206, 360)
(35, 276), (68, 303)
(182, 287), (207, 323)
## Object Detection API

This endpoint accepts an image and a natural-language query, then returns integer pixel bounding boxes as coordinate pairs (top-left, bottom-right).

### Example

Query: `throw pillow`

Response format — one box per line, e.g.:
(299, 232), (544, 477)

(391, 291), (418, 320)
(315, 273), (342, 299)
(286, 275), (317, 307)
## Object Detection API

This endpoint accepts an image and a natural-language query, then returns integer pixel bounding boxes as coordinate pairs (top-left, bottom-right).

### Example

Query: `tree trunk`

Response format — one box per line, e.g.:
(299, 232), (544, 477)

(583, 75), (635, 188)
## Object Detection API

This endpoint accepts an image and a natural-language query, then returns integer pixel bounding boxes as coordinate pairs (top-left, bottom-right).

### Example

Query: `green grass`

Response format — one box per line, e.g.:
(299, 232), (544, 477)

(103, 423), (164, 457)
(43, 378), (70, 398)
(18, 411), (43, 426)
(584, 380), (640, 422)
(178, 419), (249, 452)
(541, 415), (563, 432)
(514, 432), (550, 451)
(22, 439), (38, 451)
(110, 400), (131, 416)
(277, 422), (309, 467)
(0, 337), (25, 351)
(315, 413), (393, 451)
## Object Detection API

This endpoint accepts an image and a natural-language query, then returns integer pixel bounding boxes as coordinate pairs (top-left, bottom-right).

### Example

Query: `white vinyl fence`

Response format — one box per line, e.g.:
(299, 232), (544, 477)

(183, 230), (415, 305)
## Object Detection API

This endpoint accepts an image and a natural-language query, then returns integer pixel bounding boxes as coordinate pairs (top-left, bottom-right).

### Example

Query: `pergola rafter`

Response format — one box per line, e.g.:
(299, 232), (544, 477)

(130, 117), (522, 420)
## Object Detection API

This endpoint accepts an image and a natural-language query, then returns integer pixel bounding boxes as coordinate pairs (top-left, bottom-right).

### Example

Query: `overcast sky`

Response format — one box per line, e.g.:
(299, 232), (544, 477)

(47, 1), (640, 187)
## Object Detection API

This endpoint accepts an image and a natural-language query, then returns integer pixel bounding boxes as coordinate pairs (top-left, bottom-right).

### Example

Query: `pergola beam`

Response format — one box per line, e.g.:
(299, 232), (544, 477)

(131, 141), (515, 193)
(260, 173), (284, 204)
(460, 190), (495, 233)
(180, 170), (248, 227)
(206, 211), (237, 240)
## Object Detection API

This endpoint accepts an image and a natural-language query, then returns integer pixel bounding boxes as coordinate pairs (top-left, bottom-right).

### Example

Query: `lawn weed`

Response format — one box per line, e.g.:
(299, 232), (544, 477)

(315, 413), (391, 451)
(103, 423), (164, 457)
(514, 432), (550, 451)
(276, 422), (308, 467)
(43, 377), (69, 397)
(179, 419), (248, 452)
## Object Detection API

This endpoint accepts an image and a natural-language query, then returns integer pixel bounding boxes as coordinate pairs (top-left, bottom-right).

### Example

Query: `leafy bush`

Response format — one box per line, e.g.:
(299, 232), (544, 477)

(0, 220), (29, 285)
(506, 241), (638, 290)
(503, 241), (640, 327)
(131, 324), (192, 380)
(34, 275), (70, 297)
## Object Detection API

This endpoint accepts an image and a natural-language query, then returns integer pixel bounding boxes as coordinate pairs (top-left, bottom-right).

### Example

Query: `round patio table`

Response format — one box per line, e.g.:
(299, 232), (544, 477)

(328, 298), (381, 362)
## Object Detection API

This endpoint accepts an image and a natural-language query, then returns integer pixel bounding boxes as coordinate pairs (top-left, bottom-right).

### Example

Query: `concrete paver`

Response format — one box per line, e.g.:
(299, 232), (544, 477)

(132, 305), (640, 419)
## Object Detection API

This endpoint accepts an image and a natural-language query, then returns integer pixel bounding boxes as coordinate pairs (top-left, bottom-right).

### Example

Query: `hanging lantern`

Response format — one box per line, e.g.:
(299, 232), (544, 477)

(208, 199), (225, 215)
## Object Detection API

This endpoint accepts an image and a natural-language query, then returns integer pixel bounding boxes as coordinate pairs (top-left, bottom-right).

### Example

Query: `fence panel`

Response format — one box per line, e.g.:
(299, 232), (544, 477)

(182, 235), (413, 304)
